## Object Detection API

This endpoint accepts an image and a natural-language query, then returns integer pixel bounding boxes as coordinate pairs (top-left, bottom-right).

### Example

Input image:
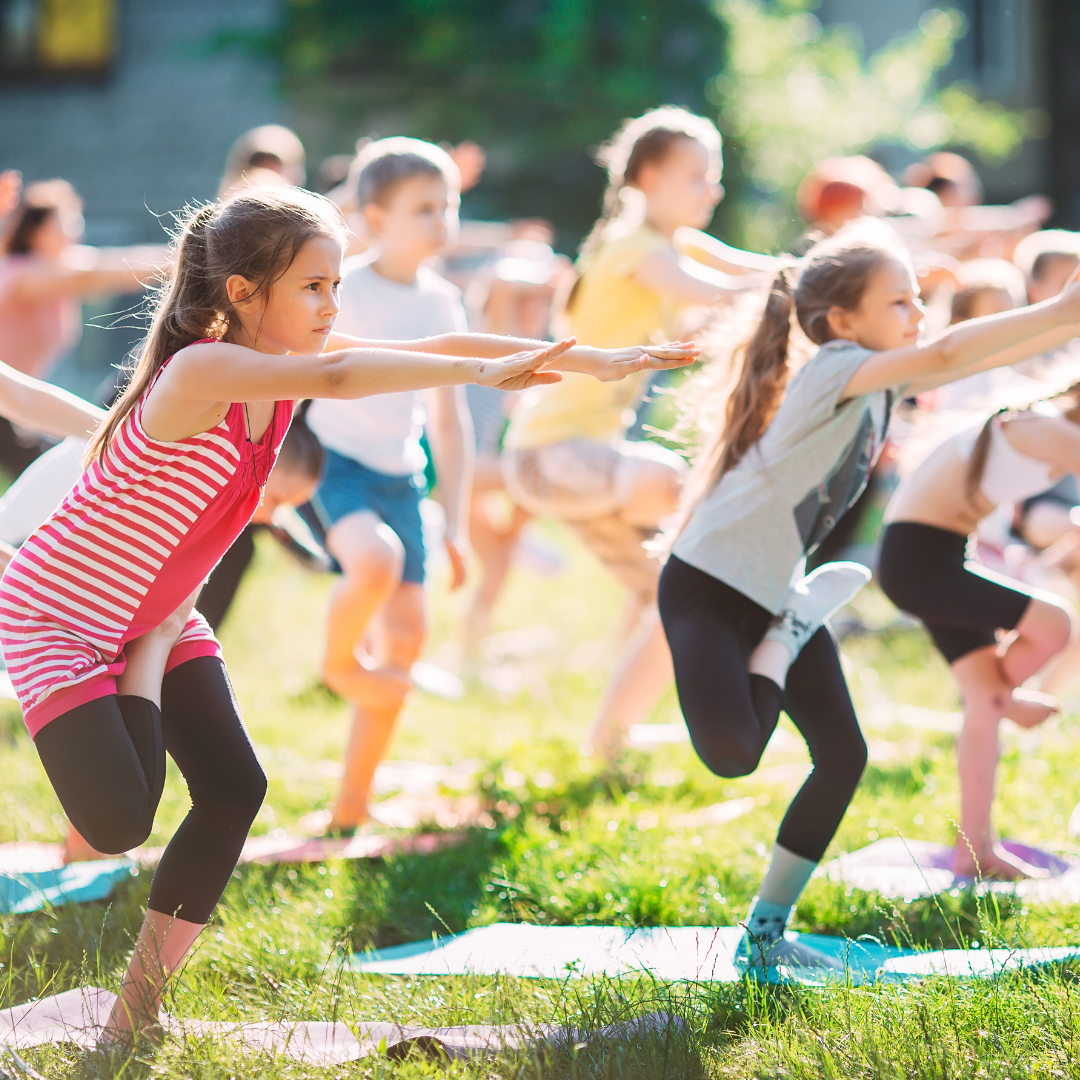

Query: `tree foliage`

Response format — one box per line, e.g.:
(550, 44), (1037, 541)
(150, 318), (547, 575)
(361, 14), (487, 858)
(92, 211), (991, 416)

(256, 0), (1035, 255)
(715, 1), (1035, 249)
(266, 0), (724, 252)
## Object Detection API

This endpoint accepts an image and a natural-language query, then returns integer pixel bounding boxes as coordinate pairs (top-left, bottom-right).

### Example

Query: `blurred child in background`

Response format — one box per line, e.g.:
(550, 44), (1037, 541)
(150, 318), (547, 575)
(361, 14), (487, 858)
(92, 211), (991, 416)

(502, 106), (773, 759)
(307, 138), (477, 834)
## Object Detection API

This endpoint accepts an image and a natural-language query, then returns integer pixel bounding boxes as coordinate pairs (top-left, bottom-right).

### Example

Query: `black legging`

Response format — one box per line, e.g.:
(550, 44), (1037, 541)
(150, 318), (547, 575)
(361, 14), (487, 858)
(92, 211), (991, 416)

(34, 656), (266, 923)
(658, 555), (867, 862)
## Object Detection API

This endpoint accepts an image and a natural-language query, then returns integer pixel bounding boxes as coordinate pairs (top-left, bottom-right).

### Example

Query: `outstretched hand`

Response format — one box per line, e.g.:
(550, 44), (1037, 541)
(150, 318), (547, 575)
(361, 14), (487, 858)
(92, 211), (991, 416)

(589, 341), (701, 383)
(1056, 264), (1080, 324)
(475, 338), (573, 392)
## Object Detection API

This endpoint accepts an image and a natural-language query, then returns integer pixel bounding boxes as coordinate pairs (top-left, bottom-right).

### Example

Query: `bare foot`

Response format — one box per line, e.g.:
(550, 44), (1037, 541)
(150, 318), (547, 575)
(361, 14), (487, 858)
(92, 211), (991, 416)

(1003, 687), (1058, 729)
(62, 827), (109, 864)
(952, 842), (1049, 880)
(322, 654), (412, 713)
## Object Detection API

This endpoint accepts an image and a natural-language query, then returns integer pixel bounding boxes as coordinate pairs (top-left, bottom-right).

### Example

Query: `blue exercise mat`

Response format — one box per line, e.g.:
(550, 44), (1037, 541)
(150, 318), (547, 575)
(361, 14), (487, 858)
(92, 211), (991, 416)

(350, 922), (1080, 986)
(0, 860), (136, 915)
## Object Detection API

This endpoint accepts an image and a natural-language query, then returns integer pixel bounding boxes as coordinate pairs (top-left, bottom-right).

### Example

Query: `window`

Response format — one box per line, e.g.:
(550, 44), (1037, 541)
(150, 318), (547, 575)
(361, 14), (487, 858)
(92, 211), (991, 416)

(0, 0), (116, 78)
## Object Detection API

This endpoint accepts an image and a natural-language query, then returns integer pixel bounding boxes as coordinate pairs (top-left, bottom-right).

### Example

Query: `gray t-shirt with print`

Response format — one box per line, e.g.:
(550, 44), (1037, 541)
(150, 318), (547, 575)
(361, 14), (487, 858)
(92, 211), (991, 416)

(672, 339), (895, 613)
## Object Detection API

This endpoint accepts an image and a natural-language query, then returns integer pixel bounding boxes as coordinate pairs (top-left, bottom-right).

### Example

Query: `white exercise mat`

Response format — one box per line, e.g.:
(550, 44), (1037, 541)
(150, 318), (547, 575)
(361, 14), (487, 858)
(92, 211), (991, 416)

(0, 986), (680, 1064)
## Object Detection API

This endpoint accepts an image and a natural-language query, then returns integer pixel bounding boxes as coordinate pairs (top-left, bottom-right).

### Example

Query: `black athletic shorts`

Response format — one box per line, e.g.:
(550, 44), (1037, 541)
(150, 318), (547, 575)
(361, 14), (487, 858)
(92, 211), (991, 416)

(878, 521), (1033, 664)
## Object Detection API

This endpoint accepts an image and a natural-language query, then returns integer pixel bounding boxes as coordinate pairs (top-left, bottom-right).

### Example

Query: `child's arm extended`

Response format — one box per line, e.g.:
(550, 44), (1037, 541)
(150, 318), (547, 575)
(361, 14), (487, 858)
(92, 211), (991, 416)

(843, 273), (1080, 398)
(325, 331), (700, 383)
(673, 227), (780, 275)
(161, 338), (572, 412)
(0, 361), (105, 439)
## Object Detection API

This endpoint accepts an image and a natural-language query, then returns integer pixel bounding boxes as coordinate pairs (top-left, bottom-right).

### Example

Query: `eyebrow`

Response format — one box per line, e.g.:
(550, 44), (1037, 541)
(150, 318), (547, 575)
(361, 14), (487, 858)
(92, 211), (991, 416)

(300, 274), (336, 281)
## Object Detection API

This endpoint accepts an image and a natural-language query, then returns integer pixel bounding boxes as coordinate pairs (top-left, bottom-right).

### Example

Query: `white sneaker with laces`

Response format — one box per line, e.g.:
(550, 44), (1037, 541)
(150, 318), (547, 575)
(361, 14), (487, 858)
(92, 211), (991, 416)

(763, 561), (871, 660)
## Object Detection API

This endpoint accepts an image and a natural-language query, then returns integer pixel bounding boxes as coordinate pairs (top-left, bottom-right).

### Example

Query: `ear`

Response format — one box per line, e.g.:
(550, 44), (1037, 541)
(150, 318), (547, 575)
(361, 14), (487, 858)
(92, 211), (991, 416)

(825, 305), (858, 340)
(632, 161), (660, 196)
(361, 201), (386, 239)
(225, 274), (261, 312)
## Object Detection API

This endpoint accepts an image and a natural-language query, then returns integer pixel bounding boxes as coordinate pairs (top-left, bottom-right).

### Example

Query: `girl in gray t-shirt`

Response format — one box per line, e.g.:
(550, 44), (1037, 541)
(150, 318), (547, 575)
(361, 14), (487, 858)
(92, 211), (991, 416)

(659, 232), (1080, 974)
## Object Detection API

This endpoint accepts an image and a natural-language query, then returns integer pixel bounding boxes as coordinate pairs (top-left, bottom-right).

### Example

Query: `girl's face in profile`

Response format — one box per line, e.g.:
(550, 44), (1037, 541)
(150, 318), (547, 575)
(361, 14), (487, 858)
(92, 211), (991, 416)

(231, 234), (344, 354)
(637, 137), (722, 230)
(829, 258), (925, 352)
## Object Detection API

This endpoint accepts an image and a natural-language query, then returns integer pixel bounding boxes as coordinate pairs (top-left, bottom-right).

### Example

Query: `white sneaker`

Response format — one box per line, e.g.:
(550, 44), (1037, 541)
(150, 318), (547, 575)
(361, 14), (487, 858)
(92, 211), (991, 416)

(764, 561), (871, 660)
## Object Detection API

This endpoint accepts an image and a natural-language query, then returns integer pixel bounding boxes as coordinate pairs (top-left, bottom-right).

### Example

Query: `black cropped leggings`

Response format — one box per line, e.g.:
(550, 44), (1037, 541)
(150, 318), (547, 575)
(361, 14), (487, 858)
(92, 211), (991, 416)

(34, 656), (266, 923)
(658, 556), (867, 862)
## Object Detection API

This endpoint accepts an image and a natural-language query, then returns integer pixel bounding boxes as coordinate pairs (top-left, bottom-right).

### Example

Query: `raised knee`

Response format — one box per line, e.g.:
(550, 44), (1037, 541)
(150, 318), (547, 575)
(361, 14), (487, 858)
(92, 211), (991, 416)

(78, 803), (154, 855)
(696, 738), (764, 780)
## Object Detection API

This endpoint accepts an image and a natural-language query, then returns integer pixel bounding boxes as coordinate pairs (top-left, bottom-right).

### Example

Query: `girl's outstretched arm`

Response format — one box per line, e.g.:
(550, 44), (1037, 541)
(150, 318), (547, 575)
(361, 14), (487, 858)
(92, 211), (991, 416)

(0, 362), (105, 439)
(843, 273), (1080, 398)
(162, 339), (571, 410)
(326, 331), (700, 383)
(631, 250), (765, 305)
(673, 227), (780, 275)
(7, 246), (163, 303)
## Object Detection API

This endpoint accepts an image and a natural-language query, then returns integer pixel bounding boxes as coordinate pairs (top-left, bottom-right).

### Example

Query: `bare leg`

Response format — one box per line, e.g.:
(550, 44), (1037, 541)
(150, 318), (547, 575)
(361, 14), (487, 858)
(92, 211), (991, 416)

(462, 467), (530, 658)
(104, 909), (204, 1040)
(951, 647), (1048, 879)
(330, 582), (426, 831)
(322, 512), (412, 711)
(116, 589), (200, 706)
(587, 604), (674, 758)
(581, 453), (683, 759)
(997, 595), (1075, 705)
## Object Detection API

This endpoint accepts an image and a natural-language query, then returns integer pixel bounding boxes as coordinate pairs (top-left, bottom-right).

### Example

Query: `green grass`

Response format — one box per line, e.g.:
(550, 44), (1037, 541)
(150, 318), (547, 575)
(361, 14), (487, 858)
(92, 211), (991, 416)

(4, 524), (1080, 1076)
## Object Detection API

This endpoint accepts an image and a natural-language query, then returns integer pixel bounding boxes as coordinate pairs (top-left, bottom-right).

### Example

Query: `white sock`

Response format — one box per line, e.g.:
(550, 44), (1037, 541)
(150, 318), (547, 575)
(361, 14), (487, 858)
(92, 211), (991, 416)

(763, 561), (871, 660)
(758, 843), (818, 907)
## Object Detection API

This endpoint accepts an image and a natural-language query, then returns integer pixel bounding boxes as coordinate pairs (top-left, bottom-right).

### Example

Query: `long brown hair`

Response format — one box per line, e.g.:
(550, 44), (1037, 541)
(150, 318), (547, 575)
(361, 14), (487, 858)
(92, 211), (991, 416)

(673, 237), (899, 534)
(84, 186), (346, 465)
(563, 107), (722, 315)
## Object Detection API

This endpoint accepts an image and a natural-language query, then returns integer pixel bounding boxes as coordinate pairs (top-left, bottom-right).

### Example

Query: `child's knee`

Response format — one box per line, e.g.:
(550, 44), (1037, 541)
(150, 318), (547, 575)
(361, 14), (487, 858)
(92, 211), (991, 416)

(696, 733), (766, 779)
(76, 798), (154, 855)
(347, 538), (404, 589)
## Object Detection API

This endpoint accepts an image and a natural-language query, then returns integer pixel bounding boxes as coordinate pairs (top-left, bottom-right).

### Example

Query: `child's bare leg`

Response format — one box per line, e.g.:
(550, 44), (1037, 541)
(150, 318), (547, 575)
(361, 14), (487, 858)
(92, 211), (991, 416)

(997, 596), (1075, 712)
(462, 494), (529, 658)
(322, 512), (411, 710)
(104, 909), (204, 1040)
(116, 589), (200, 706)
(330, 582), (426, 830)
(587, 604), (674, 759)
(952, 647), (1046, 879)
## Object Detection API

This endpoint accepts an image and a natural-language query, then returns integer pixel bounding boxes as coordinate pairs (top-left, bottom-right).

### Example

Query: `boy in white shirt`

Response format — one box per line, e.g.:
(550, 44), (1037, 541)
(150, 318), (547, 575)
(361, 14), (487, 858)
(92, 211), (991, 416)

(308, 138), (474, 832)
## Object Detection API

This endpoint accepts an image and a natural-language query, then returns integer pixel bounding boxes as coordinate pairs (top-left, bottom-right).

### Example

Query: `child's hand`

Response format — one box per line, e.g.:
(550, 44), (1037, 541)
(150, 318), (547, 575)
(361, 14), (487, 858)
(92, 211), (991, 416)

(444, 535), (470, 591)
(474, 339), (572, 392)
(1055, 265), (1080, 324)
(586, 341), (701, 383)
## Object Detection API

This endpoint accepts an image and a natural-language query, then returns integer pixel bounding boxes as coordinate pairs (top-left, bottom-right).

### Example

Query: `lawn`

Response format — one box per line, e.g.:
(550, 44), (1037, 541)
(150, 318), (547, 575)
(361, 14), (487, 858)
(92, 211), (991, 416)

(3, 521), (1080, 1077)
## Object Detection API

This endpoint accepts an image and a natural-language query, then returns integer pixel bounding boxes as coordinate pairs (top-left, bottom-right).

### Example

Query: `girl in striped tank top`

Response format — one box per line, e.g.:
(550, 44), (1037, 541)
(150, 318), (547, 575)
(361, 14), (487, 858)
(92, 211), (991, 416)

(0, 186), (698, 1042)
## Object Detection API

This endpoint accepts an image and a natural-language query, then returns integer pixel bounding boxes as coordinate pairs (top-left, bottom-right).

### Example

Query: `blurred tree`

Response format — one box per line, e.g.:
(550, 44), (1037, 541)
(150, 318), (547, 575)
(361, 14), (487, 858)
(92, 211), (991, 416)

(259, 0), (725, 254)
(714, 2), (1036, 250)
(249, 0), (1036, 256)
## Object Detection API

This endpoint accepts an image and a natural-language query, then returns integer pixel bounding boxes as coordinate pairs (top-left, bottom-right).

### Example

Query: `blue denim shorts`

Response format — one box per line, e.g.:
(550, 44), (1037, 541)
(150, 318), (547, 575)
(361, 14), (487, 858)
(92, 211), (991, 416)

(314, 448), (426, 584)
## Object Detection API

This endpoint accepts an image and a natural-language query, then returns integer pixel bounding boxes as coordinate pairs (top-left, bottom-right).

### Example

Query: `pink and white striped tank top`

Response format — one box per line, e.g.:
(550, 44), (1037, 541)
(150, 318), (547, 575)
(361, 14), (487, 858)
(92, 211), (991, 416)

(0, 342), (293, 736)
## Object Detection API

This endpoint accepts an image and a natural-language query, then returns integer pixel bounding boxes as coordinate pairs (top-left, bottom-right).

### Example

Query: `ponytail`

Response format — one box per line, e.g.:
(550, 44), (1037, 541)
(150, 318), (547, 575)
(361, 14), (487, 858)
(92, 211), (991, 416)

(83, 187), (345, 467)
(964, 411), (1002, 504)
(662, 269), (795, 545)
(715, 268), (795, 479)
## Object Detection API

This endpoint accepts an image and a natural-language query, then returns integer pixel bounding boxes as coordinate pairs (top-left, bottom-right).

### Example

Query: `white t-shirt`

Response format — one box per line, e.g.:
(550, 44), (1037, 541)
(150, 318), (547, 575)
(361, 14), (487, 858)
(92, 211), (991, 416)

(307, 256), (468, 476)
